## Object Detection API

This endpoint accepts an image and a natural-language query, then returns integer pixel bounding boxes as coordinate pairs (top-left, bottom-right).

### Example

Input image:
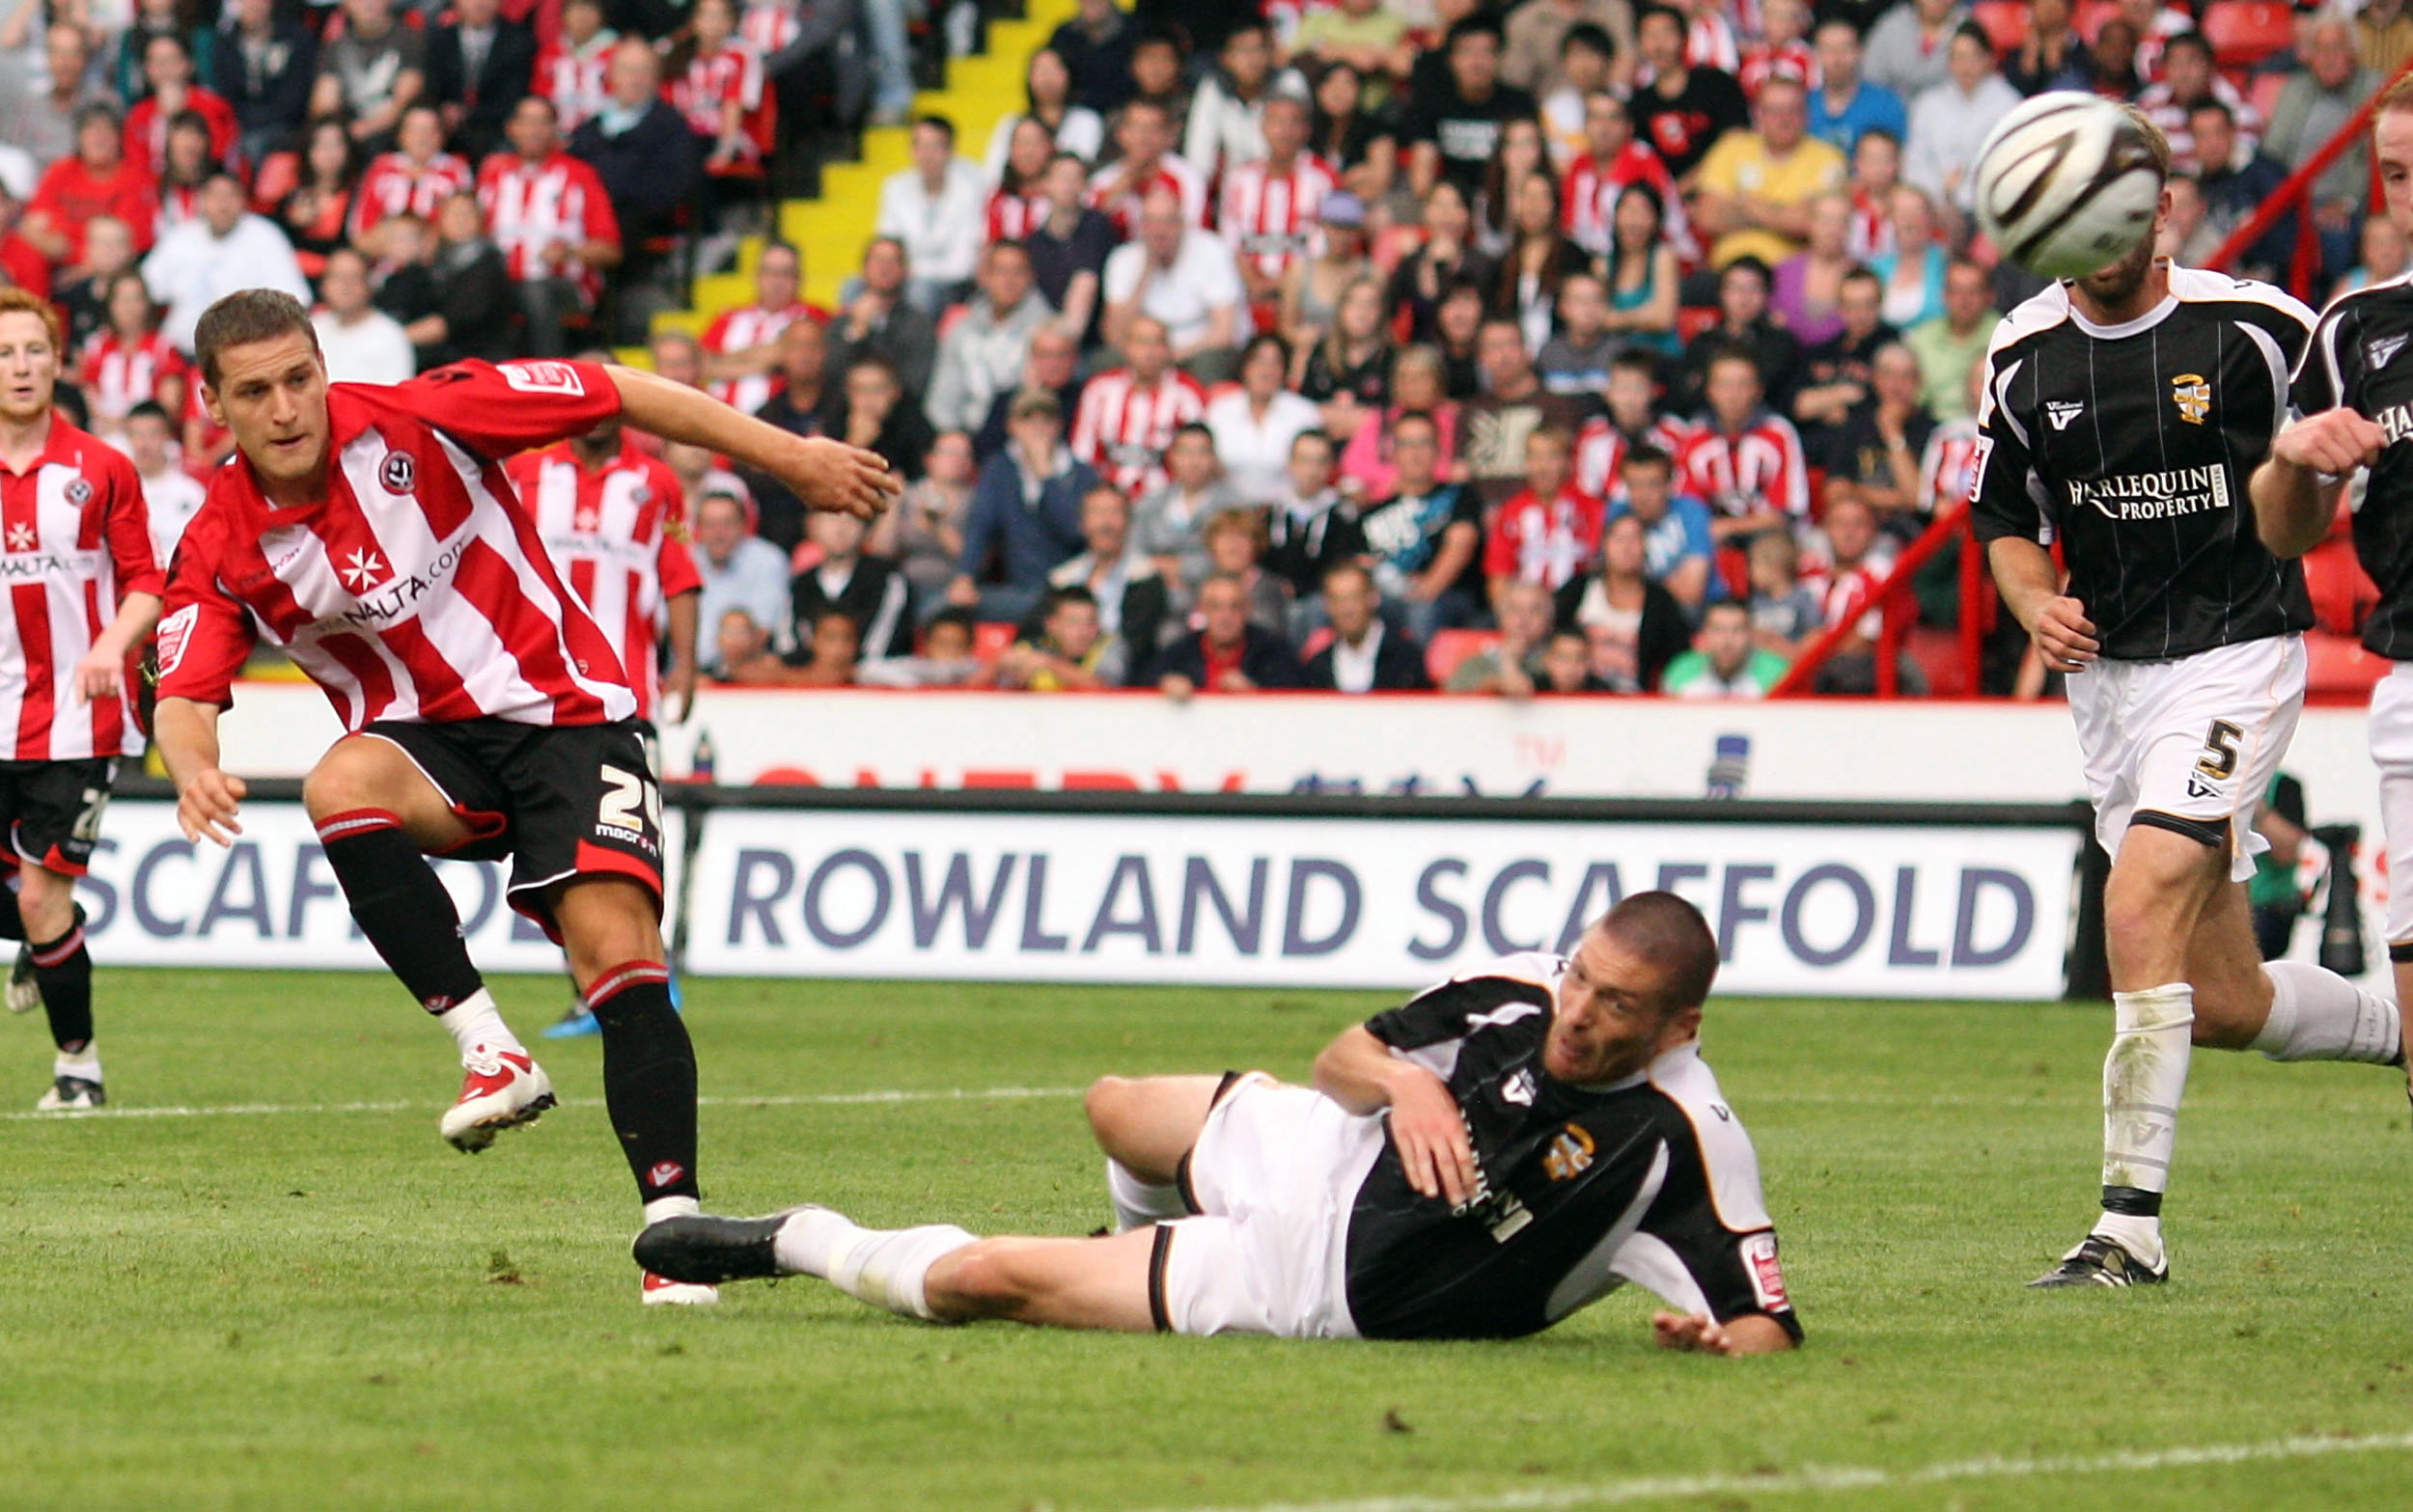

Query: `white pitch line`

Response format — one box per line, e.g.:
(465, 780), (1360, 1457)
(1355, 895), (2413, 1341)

(1159, 1430), (2413, 1512)
(0, 1086), (1085, 1123)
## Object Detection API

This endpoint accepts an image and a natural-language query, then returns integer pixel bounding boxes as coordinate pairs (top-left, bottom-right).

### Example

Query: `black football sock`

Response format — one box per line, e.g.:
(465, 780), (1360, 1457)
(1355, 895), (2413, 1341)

(0, 885), (25, 942)
(30, 917), (92, 1054)
(316, 810), (485, 1013)
(586, 962), (701, 1205)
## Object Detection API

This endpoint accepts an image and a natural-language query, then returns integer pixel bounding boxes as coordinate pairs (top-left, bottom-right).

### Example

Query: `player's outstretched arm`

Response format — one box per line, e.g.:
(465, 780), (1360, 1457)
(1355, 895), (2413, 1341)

(2251, 409), (2380, 560)
(1650, 1310), (1795, 1356)
(1986, 536), (2097, 674)
(153, 696), (248, 847)
(603, 364), (901, 520)
(1313, 1025), (1480, 1207)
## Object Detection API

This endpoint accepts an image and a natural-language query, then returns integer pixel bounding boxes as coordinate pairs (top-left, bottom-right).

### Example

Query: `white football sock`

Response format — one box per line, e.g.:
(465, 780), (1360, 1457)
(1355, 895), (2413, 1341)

(55, 1045), (98, 1081)
(436, 988), (524, 1059)
(811, 1220), (980, 1321)
(1105, 1160), (1187, 1231)
(2253, 961), (2403, 1064)
(773, 1207), (864, 1278)
(642, 1196), (701, 1228)
(2098, 983), (2194, 1263)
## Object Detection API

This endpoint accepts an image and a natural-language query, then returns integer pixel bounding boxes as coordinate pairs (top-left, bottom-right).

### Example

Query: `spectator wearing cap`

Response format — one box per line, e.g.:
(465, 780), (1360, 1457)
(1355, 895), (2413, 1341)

(1148, 571), (1304, 698)
(1100, 184), (1241, 370)
(949, 387), (1097, 624)
(693, 485), (792, 669)
(876, 116), (990, 313)
(1278, 189), (1373, 357)
(928, 239), (1054, 437)
(1046, 481), (1167, 672)
(1306, 562), (1432, 693)
(26, 106), (157, 269)
(1904, 23), (2023, 211)
(143, 171), (311, 351)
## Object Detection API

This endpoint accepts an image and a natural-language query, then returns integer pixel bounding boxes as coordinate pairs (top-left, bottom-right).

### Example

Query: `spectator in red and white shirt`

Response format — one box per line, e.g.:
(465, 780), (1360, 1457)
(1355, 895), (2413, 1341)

(699, 240), (826, 418)
(81, 270), (191, 437)
(1844, 127), (1900, 261)
(351, 104), (477, 246)
(507, 402), (701, 725)
(479, 93), (622, 355)
(665, 0), (767, 172)
(987, 116), (1055, 244)
(0, 289), (163, 1113)
(533, 0), (620, 133)
(1575, 350), (1697, 503)
(1072, 315), (1208, 497)
(125, 33), (241, 177)
(1086, 98), (1207, 238)
(1485, 424), (1604, 603)
(1560, 92), (1693, 262)
(1219, 95), (1337, 312)
(25, 106), (158, 269)
(1677, 349), (1809, 546)
(1739, 0), (1817, 100)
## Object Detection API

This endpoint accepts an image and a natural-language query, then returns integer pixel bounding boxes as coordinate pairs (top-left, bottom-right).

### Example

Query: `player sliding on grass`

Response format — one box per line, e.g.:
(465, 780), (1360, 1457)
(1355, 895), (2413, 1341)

(151, 289), (897, 1304)
(1974, 108), (2405, 1291)
(2250, 74), (2413, 1119)
(637, 894), (1800, 1352)
(0, 288), (163, 1112)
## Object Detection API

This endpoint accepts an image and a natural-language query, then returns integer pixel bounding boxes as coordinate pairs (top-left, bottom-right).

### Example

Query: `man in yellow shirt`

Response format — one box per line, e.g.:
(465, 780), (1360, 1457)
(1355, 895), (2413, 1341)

(1692, 77), (1844, 268)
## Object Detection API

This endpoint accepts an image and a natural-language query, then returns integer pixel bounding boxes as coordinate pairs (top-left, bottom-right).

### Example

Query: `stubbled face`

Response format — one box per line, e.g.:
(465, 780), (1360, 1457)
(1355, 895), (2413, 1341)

(2376, 111), (2413, 242)
(207, 331), (333, 494)
(0, 312), (59, 425)
(1543, 925), (1694, 1084)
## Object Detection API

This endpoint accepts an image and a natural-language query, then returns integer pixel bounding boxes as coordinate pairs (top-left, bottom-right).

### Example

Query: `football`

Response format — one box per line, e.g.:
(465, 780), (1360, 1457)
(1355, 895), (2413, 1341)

(1973, 92), (2165, 280)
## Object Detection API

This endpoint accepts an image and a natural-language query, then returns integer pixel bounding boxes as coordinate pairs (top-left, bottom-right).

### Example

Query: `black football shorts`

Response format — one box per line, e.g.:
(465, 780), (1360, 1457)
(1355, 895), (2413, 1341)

(0, 757), (118, 876)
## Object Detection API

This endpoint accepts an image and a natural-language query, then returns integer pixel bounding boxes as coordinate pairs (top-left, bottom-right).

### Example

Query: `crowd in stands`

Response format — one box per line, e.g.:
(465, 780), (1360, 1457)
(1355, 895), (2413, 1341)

(0, 0), (2389, 700)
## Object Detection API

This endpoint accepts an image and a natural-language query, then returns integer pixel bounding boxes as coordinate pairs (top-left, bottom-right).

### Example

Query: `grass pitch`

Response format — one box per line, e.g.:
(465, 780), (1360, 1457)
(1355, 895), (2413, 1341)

(4, 971), (2410, 1512)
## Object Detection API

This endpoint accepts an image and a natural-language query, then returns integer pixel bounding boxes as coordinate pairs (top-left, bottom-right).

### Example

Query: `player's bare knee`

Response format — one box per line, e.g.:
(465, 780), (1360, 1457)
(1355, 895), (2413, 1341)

(927, 1240), (1028, 1321)
(1084, 1076), (1137, 1143)
(301, 748), (380, 820)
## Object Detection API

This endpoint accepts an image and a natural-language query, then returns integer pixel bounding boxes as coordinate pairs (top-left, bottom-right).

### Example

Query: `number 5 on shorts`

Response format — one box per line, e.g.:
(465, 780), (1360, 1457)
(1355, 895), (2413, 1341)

(2196, 720), (2243, 781)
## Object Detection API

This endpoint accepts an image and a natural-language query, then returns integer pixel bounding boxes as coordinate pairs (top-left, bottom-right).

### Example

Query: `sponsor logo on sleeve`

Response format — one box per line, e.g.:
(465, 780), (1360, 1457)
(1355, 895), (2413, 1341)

(499, 361), (588, 398)
(155, 603), (197, 674)
(1741, 1230), (1789, 1310)
(2369, 334), (2407, 370)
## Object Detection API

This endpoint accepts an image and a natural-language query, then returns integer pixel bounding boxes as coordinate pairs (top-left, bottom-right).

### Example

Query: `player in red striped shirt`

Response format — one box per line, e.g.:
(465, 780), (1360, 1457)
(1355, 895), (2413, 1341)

(153, 290), (897, 1301)
(349, 105), (478, 246)
(1070, 317), (1209, 498)
(0, 289), (165, 1113)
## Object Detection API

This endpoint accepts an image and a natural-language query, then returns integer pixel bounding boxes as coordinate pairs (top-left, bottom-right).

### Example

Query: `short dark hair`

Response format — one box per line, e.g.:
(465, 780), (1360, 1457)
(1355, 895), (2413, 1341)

(1041, 584), (1099, 616)
(2163, 29), (2213, 64)
(1598, 891), (1719, 1012)
(925, 606), (978, 642)
(1621, 443), (1674, 475)
(1951, 19), (1994, 53)
(1610, 348), (1661, 380)
(1561, 21), (1615, 58)
(193, 289), (319, 387)
(1320, 560), (1374, 594)
(915, 113), (956, 143)
(2187, 96), (2235, 127)
(1446, 14), (1505, 50)
(1635, 4), (1687, 37)
(125, 399), (171, 427)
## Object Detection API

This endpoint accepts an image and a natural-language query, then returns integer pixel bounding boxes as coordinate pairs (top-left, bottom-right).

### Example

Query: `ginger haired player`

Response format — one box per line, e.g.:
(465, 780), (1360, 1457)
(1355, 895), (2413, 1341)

(152, 289), (896, 1304)
(0, 286), (162, 1111)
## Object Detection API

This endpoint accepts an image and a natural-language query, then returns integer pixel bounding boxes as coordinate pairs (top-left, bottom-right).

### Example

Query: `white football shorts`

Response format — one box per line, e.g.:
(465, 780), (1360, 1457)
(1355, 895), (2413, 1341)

(2366, 663), (2413, 944)
(1150, 1075), (1385, 1338)
(2066, 634), (2305, 884)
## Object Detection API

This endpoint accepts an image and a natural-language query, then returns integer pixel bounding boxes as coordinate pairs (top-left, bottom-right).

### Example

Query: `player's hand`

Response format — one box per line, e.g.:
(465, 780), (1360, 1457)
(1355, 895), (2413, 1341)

(2273, 408), (2386, 477)
(1386, 1066), (1480, 1207)
(71, 644), (125, 704)
(177, 767), (247, 848)
(1650, 1310), (1739, 1354)
(2032, 595), (2098, 674)
(784, 435), (902, 520)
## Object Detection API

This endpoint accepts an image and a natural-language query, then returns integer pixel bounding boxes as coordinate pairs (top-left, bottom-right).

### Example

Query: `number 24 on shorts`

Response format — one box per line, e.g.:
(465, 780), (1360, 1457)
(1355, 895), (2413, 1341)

(596, 765), (663, 848)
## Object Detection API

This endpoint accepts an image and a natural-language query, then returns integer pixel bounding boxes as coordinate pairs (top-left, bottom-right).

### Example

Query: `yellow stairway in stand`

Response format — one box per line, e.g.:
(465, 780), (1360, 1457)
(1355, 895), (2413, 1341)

(648, 0), (1076, 348)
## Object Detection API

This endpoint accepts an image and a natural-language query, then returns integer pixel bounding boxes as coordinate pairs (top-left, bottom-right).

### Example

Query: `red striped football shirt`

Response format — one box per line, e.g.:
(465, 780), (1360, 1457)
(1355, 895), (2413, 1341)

(1217, 153), (1338, 279)
(155, 360), (641, 730)
(0, 417), (160, 759)
(1676, 415), (1811, 523)
(1070, 367), (1209, 497)
(699, 301), (824, 416)
(507, 438), (701, 722)
(1573, 415), (1699, 502)
(986, 188), (1050, 245)
(534, 37), (616, 132)
(351, 151), (477, 243)
(477, 151), (622, 303)
(79, 331), (190, 434)
(1484, 484), (1605, 591)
